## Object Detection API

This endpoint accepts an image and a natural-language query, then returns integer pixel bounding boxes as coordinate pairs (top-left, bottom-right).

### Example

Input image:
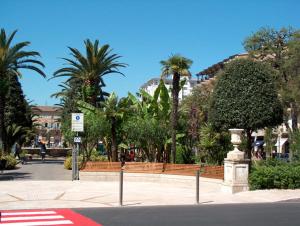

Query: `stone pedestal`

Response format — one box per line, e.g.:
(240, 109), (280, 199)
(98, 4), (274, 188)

(222, 159), (250, 193)
(222, 129), (250, 194)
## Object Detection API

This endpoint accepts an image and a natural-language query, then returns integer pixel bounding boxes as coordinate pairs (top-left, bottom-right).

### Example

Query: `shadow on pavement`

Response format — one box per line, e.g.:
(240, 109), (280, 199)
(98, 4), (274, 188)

(0, 172), (31, 180)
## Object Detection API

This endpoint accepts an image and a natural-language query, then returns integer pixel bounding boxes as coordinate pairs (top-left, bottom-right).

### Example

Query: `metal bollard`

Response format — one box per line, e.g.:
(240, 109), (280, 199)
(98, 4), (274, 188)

(119, 169), (124, 206)
(196, 170), (200, 204)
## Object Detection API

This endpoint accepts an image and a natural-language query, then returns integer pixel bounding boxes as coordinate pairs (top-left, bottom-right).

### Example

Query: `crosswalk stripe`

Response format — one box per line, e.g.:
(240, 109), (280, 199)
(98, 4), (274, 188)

(2, 215), (64, 221)
(0, 220), (73, 226)
(1, 211), (56, 216)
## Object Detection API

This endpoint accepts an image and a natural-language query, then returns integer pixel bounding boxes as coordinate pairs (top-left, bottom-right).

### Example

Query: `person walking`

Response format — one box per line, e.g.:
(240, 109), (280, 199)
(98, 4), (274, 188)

(40, 141), (47, 161)
(12, 141), (21, 160)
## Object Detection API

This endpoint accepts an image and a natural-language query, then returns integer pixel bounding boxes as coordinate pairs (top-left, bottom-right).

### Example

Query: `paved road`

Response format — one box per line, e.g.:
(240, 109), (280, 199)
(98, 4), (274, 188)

(75, 203), (300, 226)
(0, 157), (72, 180)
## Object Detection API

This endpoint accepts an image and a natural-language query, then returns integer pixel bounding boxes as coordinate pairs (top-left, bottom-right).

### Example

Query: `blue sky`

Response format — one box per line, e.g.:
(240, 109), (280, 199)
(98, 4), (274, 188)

(1, 0), (300, 105)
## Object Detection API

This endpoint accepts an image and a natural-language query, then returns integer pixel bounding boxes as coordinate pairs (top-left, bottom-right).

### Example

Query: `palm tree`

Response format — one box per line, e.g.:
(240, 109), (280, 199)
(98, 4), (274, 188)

(160, 54), (192, 163)
(78, 93), (127, 162)
(53, 39), (126, 107)
(101, 93), (127, 161)
(0, 29), (45, 152)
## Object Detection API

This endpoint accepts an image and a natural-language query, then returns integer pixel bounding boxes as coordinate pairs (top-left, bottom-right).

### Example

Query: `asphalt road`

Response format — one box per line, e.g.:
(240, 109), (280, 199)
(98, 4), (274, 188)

(0, 157), (72, 180)
(75, 202), (300, 226)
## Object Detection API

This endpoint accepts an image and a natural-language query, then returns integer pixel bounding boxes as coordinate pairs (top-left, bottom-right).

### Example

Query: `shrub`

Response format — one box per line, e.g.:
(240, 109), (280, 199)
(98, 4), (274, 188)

(90, 155), (108, 162)
(64, 156), (83, 170)
(254, 158), (286, 167)
(176, 145), (194, 164)
(2, 155), (17, 170)
(249, 161), (300, 190)
(64, 156), (72, 170)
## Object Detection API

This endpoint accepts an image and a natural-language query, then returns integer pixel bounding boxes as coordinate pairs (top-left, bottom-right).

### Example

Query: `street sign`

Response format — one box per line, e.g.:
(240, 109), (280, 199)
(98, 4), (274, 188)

(71, 113), (84, 132)
(74, 137), (81, 143)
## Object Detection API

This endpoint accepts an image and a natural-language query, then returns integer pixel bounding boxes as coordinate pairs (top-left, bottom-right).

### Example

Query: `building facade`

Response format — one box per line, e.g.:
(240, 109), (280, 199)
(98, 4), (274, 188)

(31, 106), (62, 147)
(140, 77), (199, 101)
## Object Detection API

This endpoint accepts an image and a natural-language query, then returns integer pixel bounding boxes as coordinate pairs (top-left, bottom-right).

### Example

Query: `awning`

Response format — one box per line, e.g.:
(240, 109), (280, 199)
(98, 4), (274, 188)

(252, 140), (264, 147)
(275, 138), (288, 147)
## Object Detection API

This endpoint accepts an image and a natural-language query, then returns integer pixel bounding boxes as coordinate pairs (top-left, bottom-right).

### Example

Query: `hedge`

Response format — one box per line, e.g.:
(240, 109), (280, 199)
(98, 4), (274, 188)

(249, 161), (300, 190)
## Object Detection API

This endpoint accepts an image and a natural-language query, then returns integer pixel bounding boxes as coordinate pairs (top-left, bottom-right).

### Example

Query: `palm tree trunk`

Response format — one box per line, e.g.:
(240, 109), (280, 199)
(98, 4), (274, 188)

(111, 117), (118, 162)
(171, 73), (180, 164)
(0, 93), (6, 152)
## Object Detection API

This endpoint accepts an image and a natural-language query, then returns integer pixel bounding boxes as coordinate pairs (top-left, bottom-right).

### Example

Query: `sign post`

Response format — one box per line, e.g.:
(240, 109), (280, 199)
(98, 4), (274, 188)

(71, 113), (84, 180)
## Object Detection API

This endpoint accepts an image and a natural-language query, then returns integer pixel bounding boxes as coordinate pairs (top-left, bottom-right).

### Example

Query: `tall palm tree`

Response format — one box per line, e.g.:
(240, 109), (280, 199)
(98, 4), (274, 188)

(160, 54), (192, 163)
(0, 29), (45, 152)
(53, 39), (126, 107)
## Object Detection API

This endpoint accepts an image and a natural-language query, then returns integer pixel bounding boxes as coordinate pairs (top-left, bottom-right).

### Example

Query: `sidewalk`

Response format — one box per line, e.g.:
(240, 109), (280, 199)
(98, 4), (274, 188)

(1, 176), (300, 210)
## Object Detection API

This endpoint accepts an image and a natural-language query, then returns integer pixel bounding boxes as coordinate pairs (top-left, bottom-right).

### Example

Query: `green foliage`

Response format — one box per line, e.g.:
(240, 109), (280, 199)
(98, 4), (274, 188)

(210, 59), (283, 131)
(249, 161), (300, 190)
(1, 155), (17, 170)
(254, 158), (286, 167)
(5, 74), (33, 128)
(0, 28), (45, 152)
(175, 145), (194, 164)
(199, 123), (233, 165)
(89, 149), (108, 162)
(64, 156), (83, 170)
(90, 155), (108, 162)
(122, 116), (168, 161)
(290, 131), (300, 161)
(244, 27), (300, 131)
(53, 39), (126, 106)
(64, 156), (72, 170)
(181, 80), (215, 124)
(160, 54), (193, 78)
(161, 54), (193, 163)
(264, 127), (277, 158)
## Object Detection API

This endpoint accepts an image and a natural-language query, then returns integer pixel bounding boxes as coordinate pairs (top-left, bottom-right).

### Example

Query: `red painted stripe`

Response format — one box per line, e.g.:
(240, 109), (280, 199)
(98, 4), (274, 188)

(55, 209), (102, 226)
(0, 209), (102, 226)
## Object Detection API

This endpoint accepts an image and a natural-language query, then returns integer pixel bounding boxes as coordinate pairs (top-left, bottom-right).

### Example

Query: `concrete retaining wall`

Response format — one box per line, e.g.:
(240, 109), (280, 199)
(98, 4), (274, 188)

(80, 171), (223, 187)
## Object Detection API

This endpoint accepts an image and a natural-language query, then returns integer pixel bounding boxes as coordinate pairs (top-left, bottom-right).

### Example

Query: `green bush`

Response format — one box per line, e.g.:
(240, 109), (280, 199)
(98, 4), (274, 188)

(254, 158), (286, 167)
(64, 156), (83, 170)
(90, 155), (108, 162)
(64, 156), (72, 170)
(249, 161), (300, 190)
(175, 145), (194, 164)
(1, 155), (17, 170)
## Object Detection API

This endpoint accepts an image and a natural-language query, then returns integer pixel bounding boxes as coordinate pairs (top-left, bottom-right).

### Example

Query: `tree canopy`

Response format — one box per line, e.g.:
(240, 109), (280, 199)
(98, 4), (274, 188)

(210, 59), (283, 158)
(53, 39), (126, 107)
(0, 28), (45, 152)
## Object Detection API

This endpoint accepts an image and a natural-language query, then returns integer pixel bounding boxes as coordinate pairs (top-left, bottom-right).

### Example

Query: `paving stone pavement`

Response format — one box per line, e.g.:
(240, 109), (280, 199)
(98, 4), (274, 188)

(1, 159), (300, 210)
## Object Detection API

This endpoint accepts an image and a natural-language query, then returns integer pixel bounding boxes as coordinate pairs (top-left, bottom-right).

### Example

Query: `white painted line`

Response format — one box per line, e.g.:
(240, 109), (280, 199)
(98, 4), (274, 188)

(1, 211), (56, 216)
(2, 215), (64, 221)
(0, 220), (73, 226)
